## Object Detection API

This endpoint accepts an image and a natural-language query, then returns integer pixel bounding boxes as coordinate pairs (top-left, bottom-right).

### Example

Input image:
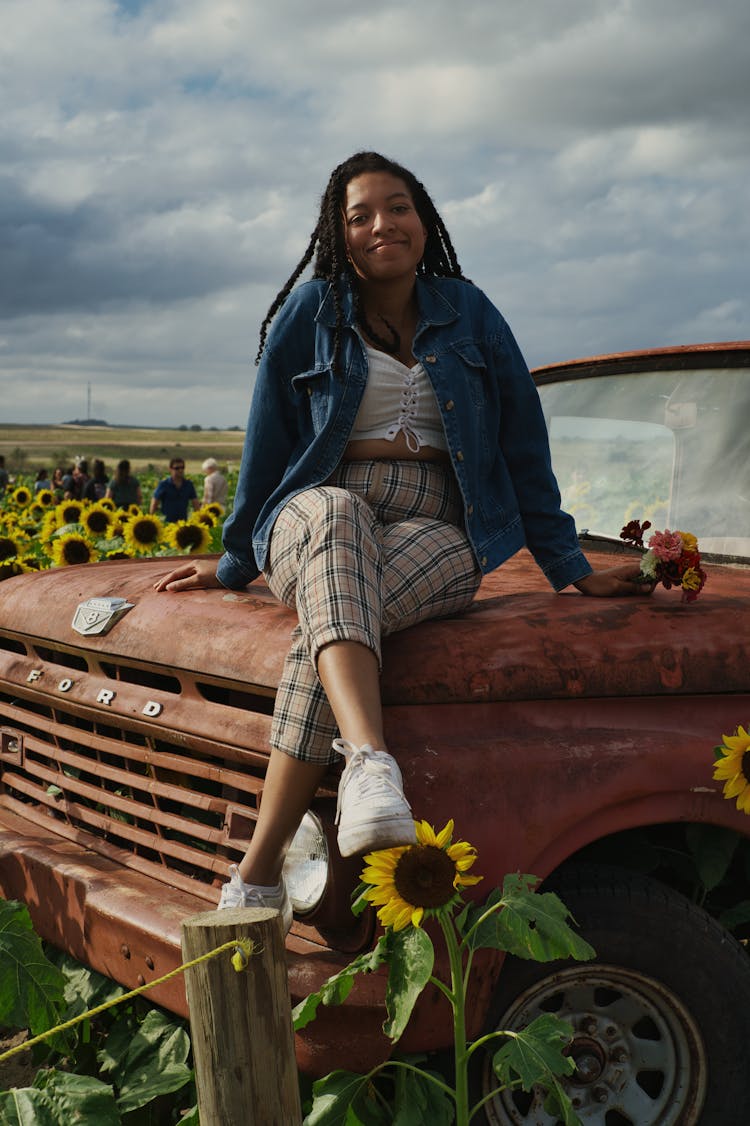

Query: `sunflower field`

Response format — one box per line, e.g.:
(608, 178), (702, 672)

(0, 473), (235, 581)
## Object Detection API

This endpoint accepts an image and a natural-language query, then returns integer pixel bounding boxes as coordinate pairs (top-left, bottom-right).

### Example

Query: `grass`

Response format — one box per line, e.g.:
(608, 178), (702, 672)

(0, 424), (246, 478)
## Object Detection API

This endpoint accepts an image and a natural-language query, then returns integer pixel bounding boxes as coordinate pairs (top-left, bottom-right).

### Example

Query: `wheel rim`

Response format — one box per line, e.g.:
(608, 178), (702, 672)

(481, 964), (707, 1125)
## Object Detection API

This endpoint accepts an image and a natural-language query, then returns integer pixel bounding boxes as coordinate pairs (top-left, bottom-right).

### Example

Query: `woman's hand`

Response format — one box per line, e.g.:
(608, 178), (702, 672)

(573, 564), (655, 597)
(153, 557), (223, 592)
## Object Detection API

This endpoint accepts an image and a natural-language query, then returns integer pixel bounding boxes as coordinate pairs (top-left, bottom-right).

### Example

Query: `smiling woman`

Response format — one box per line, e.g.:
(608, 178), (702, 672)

(152, 149), (651, 934)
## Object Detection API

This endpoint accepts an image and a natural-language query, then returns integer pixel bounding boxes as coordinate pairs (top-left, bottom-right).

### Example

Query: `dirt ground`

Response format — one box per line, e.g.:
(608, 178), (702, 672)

(0, 1029), (36, 1092)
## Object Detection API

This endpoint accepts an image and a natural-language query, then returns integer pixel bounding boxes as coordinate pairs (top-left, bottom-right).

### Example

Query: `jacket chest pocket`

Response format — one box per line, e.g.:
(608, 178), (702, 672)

(291, 367), (335, 431)
(448, 342), (491, 409)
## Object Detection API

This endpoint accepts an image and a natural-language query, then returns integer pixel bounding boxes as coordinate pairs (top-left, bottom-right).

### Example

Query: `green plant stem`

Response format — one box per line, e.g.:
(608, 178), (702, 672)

(440, 912), (470, 1126)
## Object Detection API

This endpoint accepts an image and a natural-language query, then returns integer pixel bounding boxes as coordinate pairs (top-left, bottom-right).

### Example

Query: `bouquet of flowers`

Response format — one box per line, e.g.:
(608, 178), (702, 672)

(620, 519), (706, 602)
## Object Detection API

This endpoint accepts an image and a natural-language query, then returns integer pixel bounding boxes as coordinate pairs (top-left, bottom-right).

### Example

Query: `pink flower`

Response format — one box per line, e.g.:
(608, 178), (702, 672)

(647, 529), (684, 563)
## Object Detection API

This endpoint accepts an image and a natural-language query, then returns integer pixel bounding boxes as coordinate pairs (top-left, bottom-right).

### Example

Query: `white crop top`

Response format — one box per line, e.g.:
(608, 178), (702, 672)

(350, 345), (448, 453)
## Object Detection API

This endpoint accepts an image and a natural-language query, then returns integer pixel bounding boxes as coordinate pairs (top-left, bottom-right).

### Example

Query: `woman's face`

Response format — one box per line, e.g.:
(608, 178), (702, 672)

(343, 171), (427, 285)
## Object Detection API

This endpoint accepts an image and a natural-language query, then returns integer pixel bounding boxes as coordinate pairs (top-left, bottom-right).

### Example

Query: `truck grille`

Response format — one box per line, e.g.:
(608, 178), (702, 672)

(0, 632), (282, 905)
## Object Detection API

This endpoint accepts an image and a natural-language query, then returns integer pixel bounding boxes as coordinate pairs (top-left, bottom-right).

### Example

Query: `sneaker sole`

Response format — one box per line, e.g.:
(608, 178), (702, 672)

(337, 815), (417, 858)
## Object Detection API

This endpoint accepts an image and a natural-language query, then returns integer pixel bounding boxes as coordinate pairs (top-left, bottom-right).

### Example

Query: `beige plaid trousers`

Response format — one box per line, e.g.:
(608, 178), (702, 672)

(264, 459), (481, 764)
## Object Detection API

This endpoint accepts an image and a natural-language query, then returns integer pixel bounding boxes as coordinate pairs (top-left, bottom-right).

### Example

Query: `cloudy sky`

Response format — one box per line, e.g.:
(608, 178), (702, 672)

(2, 0), (749, 427)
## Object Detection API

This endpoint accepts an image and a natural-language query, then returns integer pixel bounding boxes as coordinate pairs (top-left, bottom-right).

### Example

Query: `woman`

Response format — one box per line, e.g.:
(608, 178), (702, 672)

(34, 468), (52, 493)
(83, 458), (109, 501)
(51, 466), (66, 498)
(155, 152), (650, 927)
(106, 459), (142, 508)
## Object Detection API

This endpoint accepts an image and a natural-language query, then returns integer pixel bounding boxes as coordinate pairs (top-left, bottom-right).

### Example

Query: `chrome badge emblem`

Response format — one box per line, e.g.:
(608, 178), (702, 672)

(72, 596), (134, 636)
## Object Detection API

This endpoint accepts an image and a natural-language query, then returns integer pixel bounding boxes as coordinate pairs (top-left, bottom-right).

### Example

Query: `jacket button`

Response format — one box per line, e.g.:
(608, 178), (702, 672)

(467, 504), (474, 516)
(445, 399), (454, 410)
(480, 555), (488, 567)
(307, 387), (313, 397)
(456, 450), (464, 461)
(425, 354), (437, 363)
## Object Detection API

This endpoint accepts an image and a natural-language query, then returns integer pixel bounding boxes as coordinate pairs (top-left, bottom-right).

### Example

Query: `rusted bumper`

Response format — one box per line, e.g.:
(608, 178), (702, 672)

(0, 805), (394, 1076)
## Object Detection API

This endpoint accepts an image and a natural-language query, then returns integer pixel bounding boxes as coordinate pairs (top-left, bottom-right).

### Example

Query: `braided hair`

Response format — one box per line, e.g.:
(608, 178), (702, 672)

(255, 152), (469, 371)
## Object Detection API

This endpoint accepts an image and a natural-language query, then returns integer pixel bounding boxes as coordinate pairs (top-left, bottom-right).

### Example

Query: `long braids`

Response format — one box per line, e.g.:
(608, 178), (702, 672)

(255, 152), (469, 372)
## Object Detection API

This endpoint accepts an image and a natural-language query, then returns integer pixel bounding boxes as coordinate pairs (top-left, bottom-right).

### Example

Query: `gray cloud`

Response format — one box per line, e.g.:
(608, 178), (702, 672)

(1, 0), (748, 426)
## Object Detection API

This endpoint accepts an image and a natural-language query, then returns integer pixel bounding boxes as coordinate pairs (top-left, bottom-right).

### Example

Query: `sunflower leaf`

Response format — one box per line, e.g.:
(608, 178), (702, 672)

(464, 874), (595, 962)
(719, 898), (750, 930)
(392, 1064), (454, 1125)
(382, 926), (434, 1043)
(488, 1013), (577, 1112)
(51, 522), (86, 538)
(303, 1069), (386, 1125)
(0, 900), (67, 1043)
(292, 937), (390, 1031)
(685, 823), (739, 891)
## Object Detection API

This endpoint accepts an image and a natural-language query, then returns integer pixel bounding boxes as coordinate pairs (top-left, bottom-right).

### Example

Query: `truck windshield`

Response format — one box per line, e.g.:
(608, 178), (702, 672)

(537, 366), (750, 558)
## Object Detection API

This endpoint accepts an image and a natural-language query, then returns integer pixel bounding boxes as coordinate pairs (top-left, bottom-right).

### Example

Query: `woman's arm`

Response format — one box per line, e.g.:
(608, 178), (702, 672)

(153, 557), (223, 592)
(573, 564), (654, 597)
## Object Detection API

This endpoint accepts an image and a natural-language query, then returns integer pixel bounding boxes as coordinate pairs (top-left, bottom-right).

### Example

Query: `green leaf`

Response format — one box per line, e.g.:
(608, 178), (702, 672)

(52, 522), (86, 538)
(542, 1081), (583, 1126)
(293, 937), (390, 1031)
(54, 953), (125, 1017)
(466, 875), (595, 962)
(685, 824), (740, 891)
(489, 1012), (576, 1094)
(16, 1071), (120, 1126)
(303, 1070), (380, 1125)
(719, 899), (750, 930)
(382, 927), (434, 1043)
(0, 1087), (59, 1126)
(392, 1066), (453, 1126)
(0, 901), (66, 1040)
(97, 1008), (192, 1113)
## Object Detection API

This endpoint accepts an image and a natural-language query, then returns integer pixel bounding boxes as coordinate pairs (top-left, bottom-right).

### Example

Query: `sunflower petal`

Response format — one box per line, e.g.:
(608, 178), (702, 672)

(415, 820), (439, 847)
(435, 820), (454, 849)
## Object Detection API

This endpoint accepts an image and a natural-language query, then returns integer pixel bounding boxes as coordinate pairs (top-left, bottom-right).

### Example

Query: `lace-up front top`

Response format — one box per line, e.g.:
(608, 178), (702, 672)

(350, 344), (447, 453)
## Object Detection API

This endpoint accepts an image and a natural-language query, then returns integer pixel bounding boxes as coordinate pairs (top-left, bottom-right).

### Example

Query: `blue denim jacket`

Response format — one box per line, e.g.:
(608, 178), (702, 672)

(218, 276), (592, 591)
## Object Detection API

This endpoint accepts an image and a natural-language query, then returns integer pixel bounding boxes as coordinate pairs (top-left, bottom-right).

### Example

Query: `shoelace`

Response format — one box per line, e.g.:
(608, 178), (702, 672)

(225, 867), (275, 909)
(333, 740), (411, 824)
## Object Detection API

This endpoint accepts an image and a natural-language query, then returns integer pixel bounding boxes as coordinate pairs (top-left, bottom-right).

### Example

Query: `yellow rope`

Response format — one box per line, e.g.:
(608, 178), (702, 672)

(0, 937), (256, 1065)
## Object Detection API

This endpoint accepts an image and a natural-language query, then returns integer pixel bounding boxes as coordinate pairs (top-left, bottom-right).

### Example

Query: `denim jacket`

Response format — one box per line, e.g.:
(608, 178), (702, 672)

(218, 276), (592, 592)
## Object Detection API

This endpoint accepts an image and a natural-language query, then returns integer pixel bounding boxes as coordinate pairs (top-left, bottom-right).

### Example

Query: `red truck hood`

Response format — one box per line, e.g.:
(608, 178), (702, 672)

(1, 548), (747, 702)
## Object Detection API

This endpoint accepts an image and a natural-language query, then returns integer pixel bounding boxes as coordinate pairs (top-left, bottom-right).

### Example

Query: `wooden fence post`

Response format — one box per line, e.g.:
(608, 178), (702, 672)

(181, 906), (302, 1126)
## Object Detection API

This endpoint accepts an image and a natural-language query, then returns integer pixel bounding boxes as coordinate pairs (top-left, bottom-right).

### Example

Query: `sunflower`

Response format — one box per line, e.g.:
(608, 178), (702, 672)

(713, 725), (750, 814)
(55, 498), (85, 526)
(39, 510), (61, 545)
(11, 485), (32, 507)
(193, 506), (219, 528)
(99, 497), (116, 511)
(0, 562), (23, 582)
(204, 502), (225, 519)
(361, 819), (482, 931)
(50, 532), (99, 567)
(80, 503), (114, 538)
(17, 554), (43, 572)
(165, 519), (211, 554)
(0, 534), (23, 563)
(36, 488), (55, 507)
(123, 513), (165, 553)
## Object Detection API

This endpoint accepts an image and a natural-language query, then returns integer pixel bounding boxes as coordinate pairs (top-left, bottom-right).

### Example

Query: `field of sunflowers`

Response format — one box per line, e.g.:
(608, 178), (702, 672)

(0, 467), (237, 580)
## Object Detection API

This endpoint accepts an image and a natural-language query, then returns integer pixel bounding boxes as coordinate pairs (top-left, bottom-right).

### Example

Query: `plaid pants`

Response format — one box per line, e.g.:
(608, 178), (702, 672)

(264, 459), (481, 764)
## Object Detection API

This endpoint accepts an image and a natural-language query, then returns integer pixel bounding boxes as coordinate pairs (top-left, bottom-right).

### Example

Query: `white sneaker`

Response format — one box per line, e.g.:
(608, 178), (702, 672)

(218, 865), (293, 933)
(333, 739), (417, 857)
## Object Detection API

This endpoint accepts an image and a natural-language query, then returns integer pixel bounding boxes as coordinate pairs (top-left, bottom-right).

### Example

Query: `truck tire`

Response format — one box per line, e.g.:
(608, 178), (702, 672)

(473, 864), (750, 1125)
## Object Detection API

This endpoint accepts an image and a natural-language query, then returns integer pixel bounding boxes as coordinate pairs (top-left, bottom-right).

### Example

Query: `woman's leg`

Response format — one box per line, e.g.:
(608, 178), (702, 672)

(316, 641), (384, 750)
(223, 473), (480, 894)
(235, 750), (329, 886)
